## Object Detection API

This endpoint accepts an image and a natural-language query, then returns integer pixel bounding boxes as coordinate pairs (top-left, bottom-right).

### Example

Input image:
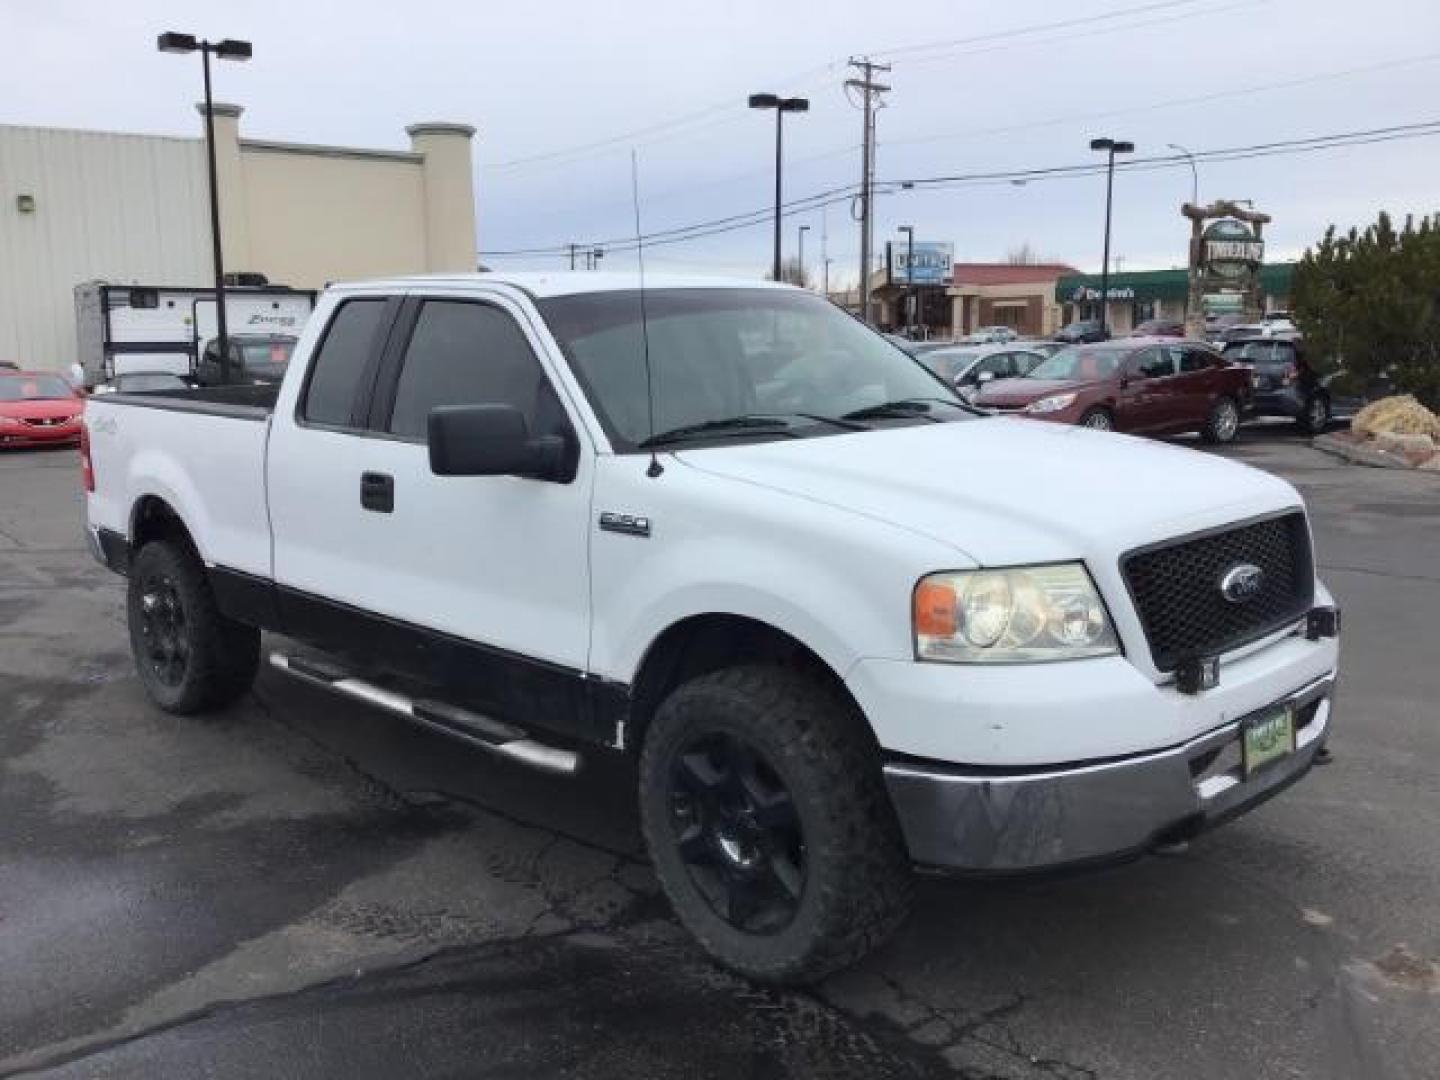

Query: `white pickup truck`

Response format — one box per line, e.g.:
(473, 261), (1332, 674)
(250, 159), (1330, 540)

(83, 274), (1340, 983)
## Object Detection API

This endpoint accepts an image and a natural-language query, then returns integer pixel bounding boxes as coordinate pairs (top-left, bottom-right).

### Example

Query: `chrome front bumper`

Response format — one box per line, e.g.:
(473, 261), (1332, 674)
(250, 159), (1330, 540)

(883, 675), (1333, 872)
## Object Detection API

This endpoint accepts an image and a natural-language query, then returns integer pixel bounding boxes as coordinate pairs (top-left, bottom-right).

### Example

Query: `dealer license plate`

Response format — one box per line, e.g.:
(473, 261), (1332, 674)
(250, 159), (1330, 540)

(1242, 704), (1296, 777)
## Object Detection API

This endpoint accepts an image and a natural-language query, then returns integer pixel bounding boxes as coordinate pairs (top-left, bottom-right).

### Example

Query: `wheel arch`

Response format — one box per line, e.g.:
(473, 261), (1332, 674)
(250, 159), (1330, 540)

(626, 613), (870, 756)
(129, 493), (201, 560)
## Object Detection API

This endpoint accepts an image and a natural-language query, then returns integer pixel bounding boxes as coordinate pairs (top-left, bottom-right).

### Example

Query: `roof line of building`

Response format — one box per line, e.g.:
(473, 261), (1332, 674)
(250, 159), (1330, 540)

(239, 139), (422, 164)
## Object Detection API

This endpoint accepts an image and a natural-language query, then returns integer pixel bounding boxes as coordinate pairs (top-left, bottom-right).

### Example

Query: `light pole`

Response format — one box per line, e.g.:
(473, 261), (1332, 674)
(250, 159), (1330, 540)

(1167, 142), (1198, 206)
(749, 93), (809, 282)
(158, 32), (252, 386)
(898, 225), (915, 334)
(797, 225), (810, 287)
(1089, 137), (1133, 338)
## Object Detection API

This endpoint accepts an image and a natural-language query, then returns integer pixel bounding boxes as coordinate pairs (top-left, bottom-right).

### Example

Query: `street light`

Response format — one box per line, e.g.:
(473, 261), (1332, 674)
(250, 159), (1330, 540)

(797, 225), (810, 287)
(1167, 142), (1198, 206)
(749, 93), (809, 282)
(1089, 137), (1134, 338)
(158, 31), (252, 385)
(897, 225), (915, 334)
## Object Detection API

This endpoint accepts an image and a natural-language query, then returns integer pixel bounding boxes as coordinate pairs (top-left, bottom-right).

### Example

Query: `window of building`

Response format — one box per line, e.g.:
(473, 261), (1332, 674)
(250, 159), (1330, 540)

(301, 299), (388, 427)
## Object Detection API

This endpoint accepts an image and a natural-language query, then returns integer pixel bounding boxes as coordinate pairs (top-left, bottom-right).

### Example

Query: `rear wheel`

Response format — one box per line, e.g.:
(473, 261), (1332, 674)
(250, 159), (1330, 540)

(638, 666), (913, 984)
(1078, 407), (1114, 431)
(127, 540), (260, 714)
(1298, 394), (1330, 434)
(1201, 396), (1240, 444)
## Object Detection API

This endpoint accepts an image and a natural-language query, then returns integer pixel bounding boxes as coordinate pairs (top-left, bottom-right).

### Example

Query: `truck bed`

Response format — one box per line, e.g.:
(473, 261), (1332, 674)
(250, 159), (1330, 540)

(85, 384), (277, 580)
(103, 382), (279, 419)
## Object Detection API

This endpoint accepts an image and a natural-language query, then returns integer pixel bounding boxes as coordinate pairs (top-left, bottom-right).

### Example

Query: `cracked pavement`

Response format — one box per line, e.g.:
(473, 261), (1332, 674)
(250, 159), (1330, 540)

(2, 430), (1437, 1078)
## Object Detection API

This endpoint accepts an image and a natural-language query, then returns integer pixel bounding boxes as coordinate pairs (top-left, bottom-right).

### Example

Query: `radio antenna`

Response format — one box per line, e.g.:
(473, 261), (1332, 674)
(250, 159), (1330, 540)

(631, 149), (663, 478)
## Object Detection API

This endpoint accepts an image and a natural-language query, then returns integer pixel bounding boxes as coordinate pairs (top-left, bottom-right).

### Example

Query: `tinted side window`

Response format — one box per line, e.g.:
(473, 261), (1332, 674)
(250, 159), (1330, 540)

(1180, 347), (1214, 373)
(302, 300), (388, 426)
(976, 353), (1012, 377)
(388, 301), (558, 440)
(1133, 347), (1174, 379)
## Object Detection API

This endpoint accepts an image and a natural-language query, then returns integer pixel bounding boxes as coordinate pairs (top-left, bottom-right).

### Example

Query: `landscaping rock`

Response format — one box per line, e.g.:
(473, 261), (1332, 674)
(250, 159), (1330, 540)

(1352, 395), (1440, 439)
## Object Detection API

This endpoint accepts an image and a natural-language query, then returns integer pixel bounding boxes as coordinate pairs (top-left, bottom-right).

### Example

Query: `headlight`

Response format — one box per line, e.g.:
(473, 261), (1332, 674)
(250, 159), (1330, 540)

(913, 563), (1120, 663)
(1026, 392), (1077, 414)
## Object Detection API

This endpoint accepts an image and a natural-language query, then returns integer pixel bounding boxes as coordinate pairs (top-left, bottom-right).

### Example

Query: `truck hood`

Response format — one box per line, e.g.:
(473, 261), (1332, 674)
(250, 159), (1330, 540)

(674, 417), (1301, 566)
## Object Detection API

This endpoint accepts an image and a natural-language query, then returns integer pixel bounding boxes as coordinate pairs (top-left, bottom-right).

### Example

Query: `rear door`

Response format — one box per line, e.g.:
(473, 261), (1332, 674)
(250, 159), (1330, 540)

(1117, 346), (1176, 431)
(1174, 344), (1222, 427)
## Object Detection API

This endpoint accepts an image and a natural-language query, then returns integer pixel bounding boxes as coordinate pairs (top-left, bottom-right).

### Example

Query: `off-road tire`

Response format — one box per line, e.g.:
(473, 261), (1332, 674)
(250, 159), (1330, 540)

(1201, 395), (1240, 444)
(127, 540), (260, 714)
(639, 665), (914, 984)
(1078, 407), (1114, 431)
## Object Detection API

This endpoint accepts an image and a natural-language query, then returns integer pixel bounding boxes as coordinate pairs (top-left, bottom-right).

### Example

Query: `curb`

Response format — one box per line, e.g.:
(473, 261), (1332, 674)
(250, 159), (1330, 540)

(1312, 433), (1438, 472)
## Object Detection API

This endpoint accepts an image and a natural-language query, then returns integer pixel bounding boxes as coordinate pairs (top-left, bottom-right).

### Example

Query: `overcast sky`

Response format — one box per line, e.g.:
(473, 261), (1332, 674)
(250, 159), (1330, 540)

(6, 0), (1440, 287)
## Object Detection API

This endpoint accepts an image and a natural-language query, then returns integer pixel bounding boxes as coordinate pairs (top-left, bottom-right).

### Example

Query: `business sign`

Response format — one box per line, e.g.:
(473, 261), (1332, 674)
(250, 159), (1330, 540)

(888, 241), (954, 285)
(1202, 219), (1264, 280)
(1070, 285), (1136, 302)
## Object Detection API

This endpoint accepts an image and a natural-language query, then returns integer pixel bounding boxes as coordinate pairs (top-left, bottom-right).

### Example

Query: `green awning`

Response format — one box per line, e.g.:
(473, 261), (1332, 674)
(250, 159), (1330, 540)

(1055, 262), (1296, 303)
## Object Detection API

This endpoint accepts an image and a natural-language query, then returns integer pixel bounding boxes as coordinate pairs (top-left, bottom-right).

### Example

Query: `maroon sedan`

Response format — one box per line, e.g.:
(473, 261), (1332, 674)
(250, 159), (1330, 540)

(0, 371), (85, 448)
(975, 338), (1250, 443)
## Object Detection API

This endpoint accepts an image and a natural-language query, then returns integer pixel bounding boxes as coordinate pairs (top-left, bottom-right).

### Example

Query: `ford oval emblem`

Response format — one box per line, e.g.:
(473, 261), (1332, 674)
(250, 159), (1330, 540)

(1219, 563), (1265, 603)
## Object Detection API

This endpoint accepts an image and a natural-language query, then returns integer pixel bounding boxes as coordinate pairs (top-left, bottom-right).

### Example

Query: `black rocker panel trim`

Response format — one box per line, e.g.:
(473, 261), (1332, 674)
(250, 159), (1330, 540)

(206, 565), (626, 747)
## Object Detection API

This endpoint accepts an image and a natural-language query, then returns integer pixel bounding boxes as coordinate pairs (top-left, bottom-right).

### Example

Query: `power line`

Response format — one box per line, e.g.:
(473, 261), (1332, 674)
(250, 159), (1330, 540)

(478, 119), (1440, 259)
(483, 0), (1245, 174)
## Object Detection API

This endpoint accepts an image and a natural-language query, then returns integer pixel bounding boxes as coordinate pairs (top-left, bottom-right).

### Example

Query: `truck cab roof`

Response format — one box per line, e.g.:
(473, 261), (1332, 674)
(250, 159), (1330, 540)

(326, 271), (797, 299)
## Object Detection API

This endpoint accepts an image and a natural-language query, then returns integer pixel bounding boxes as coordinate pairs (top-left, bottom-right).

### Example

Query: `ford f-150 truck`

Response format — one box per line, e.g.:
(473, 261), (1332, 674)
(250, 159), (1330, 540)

(83, 274), (1341, 983)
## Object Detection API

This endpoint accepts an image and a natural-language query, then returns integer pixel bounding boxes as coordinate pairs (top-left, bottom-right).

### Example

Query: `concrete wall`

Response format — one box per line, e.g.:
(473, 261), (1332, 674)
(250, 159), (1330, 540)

(0, 107), (478, 372)
(239, 142), (429, 288)
(0, 125), (211, 369)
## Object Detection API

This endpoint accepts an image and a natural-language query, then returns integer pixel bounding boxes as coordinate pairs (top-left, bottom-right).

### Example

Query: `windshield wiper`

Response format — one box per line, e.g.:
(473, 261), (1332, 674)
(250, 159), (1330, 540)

(638, 412), (864, 449)
(841, 397), (969, 423)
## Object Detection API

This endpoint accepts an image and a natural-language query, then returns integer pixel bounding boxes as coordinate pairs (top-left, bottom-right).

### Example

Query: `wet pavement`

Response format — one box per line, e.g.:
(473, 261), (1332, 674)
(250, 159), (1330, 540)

(1, 428), (1437, 1079)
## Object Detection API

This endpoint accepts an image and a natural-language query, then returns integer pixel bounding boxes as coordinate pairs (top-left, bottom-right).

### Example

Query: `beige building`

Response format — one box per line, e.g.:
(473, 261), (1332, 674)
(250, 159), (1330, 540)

(947, 263), (1077, 338)
(0, 104), (477, 372)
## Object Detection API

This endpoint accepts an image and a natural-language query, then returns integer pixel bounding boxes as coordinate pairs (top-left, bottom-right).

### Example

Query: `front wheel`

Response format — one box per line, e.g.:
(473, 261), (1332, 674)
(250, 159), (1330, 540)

(1078, 407), (1114, 431)
(127, 540), (260, 714)
(638, 666), (913, 984)
(1201, 396), (1240, 444)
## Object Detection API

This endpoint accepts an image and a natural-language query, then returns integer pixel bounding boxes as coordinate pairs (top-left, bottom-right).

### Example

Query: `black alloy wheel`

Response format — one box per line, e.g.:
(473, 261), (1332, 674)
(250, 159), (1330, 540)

(138, 573), (189, 687)
(668, 732), (806, 935)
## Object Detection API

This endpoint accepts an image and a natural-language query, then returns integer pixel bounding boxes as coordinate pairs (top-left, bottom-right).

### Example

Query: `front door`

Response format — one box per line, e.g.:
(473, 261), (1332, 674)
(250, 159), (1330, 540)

(1117, 346), (1177, 431)
(267, 289), (598, 739)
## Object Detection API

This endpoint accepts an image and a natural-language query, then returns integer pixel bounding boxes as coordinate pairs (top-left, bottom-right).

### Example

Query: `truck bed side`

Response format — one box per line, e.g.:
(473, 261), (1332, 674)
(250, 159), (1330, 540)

(85, 387), (276, 579)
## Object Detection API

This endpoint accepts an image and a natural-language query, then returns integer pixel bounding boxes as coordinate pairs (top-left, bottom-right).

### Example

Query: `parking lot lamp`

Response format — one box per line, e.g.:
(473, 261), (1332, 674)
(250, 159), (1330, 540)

(749, 94), (810, 282)
(158, 32), (252, 384)
(1089, 137), (1133, 337)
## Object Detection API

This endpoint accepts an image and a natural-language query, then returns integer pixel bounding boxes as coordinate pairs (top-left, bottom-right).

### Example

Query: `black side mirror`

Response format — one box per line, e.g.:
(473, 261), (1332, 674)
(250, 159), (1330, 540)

(428, 404), (566, 481)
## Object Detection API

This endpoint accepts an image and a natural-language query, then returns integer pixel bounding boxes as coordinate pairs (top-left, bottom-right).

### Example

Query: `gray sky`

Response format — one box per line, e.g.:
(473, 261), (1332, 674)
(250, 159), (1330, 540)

(6, 0), (1440, 286)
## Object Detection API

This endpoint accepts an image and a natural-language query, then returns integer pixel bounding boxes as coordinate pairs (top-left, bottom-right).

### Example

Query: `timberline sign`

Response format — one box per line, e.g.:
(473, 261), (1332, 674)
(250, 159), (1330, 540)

(1202, 218), (1264, 280)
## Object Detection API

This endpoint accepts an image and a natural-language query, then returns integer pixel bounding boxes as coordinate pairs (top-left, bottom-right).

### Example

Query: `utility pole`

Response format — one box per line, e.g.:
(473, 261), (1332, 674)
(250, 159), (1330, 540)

(846, 57), (890, 325)
(568, 243), (578, 270)
(821, 203), (830, 296)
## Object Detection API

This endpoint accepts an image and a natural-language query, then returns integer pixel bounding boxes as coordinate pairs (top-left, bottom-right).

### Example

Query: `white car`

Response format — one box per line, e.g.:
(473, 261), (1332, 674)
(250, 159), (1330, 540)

(962, 324), (1018, 344)
(83, 274), (1340, 983)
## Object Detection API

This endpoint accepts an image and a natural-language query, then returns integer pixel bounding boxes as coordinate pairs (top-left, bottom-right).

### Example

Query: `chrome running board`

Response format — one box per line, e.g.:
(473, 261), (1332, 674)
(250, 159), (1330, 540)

(268, 651), (580, 776)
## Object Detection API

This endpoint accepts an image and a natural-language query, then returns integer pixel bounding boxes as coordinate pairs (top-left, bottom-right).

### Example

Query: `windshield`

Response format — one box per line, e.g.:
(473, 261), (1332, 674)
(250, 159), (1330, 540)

(0, 375), (74, 401)
(538, 289), (959, 450)
(1027, 345), (1123, 381)
(1223, 341), (1295, 370)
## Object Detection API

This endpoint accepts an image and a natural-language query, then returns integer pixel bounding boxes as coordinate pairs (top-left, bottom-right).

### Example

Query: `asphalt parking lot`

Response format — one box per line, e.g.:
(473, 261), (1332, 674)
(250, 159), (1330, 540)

(2, 428), (1437, 1079)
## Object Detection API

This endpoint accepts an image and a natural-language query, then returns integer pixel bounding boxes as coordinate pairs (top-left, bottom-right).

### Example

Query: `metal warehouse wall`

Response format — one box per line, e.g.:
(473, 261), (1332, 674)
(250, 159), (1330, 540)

(0, 125), (212, 372)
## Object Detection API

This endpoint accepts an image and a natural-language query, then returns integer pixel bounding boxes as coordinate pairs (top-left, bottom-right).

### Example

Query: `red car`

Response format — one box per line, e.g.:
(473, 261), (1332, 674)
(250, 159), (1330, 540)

(975, 338), (1250, 443)
(0, 371), (85, 448)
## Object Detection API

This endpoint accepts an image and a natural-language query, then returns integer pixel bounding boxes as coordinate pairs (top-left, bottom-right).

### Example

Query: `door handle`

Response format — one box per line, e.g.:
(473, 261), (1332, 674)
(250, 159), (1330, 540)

(360, 471), (394, 513)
